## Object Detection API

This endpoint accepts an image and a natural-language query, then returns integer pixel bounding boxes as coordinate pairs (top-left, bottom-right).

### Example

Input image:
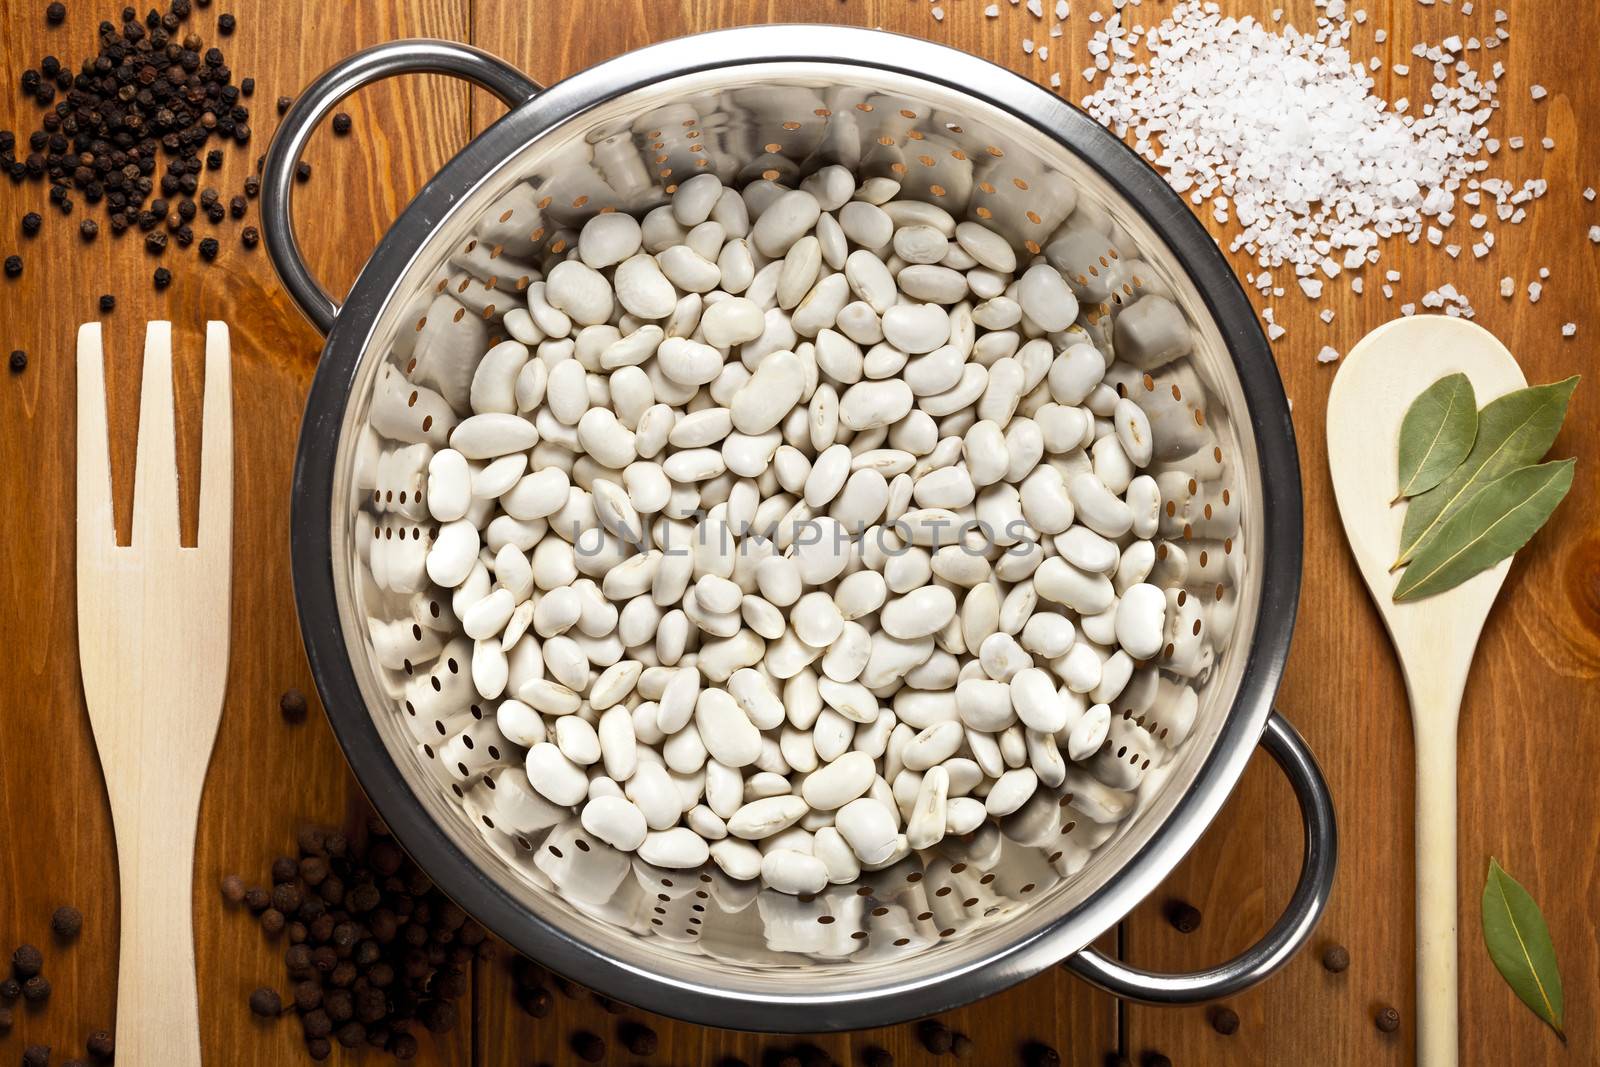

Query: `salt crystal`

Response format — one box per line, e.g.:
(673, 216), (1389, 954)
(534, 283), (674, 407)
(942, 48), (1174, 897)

(1401, 303), (1417, 315)
(1299, 278), (1324, 299)
(1374, 28), (1387, 41)
(1472, 243), (1488, 258)
(1267, 322), (1287, 340)
(986, 3), (1000, 15)
(1027, 0), (1043, 15)
(1562, 323), (1577, 337)
(1050, 72), (1062, 88)
(1508, 136), (1524, 149)
(1589, 226), (1600, 243)
(1586, 188), (1597, 201)
(1023, 38), (1034, 53)
(1530, 84), (1547, 100)
(1382, 284), (1395, 298)
(1528, 282), (1542, 302)
(1499, 276), (1514, 296)
(1542, 138), (1555, 150)
(1316, 345), (1340, 363)
(1056, 0), (1068, 16)
(932, 5), (945, 18)
(1320, 309), (1335, 323)
(1539, 266), (1550, 278)
(1393, 64), (1410, 76)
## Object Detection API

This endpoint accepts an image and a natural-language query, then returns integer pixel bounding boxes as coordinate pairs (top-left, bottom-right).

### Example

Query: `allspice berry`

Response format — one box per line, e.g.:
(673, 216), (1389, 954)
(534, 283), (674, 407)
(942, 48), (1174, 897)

(1142, 1054), (1173, 1067)
(1322, 944), (1350, 973)
(22, 975), (51, 1003)
(51, 906), (83, 940)
(86, 1029), (114, 1058)
(1211, 1005), (1240, 1035)
(1375, 1005), (1401, 1033)
(860, 1048), (894, 1067)
(916, 1019), (954, 1054)
(950, 1031), (975, 1058)
(280, 688), (308, 722)
(248, 986), (282, 1017)
(12, 943), (44, 978)
(0, 1004), (11, 1031)
(22, 1045), (50, 1067)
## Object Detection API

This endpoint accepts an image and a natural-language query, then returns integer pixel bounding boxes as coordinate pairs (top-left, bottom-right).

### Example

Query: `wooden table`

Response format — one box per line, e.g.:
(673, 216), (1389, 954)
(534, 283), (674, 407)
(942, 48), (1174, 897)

(2, 0), (1594, 1064)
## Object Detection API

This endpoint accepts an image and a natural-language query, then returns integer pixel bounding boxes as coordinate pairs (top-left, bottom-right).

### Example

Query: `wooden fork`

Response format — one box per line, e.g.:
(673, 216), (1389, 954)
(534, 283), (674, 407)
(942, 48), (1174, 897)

(77, 321), (232, 1066)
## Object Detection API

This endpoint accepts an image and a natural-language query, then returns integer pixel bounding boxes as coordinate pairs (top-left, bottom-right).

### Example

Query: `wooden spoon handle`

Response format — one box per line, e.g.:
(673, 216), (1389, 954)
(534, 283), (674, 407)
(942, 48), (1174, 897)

(111, 790), (204, 1067)
(1415, 716), (1460, 1067)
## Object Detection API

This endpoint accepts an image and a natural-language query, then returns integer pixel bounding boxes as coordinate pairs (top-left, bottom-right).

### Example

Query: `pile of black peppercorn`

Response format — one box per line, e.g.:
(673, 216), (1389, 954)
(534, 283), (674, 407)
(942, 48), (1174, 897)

(2, 0), (264, 289)
(224, 817), (487, 1062)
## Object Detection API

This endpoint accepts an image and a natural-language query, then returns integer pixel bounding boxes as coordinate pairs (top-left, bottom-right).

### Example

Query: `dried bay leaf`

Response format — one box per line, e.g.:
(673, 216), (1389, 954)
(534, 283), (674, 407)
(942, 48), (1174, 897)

(1394, 372), (1476, 502)
(1393, 459), (1575, 602)
(1395, 376), (1578, 567)
(1482, 858), (1566, 1041)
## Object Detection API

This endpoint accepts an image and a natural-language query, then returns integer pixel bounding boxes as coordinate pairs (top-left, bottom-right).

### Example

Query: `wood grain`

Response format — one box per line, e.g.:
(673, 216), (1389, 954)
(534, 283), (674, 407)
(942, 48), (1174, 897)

(2, 0), (1596, 1064)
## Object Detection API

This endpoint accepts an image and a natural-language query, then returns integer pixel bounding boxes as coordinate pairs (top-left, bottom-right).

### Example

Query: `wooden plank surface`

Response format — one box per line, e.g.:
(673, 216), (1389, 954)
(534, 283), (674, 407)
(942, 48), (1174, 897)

(1, 0), (1595, 1065)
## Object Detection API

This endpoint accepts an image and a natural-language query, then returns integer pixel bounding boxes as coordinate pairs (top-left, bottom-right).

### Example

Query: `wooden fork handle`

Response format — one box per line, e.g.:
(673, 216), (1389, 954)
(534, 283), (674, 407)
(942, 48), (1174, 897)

(109, 786), (205, 1067)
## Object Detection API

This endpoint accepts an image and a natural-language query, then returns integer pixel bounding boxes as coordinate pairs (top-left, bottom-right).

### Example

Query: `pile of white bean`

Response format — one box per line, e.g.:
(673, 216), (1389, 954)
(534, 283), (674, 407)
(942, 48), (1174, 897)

(359, 165), (1218, 897)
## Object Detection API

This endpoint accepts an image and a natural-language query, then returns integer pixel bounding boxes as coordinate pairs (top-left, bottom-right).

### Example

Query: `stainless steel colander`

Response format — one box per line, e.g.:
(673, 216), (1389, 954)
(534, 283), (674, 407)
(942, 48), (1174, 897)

(265, 27), (1334, 1032)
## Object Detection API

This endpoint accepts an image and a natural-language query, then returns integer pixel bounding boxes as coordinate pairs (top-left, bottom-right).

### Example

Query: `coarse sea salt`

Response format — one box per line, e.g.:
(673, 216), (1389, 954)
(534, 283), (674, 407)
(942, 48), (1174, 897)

(1075, 0), (1549, 337)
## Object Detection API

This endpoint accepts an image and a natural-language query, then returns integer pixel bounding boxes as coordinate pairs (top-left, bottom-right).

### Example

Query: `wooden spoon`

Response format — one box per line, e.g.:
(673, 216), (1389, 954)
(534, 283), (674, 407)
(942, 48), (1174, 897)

(1326, 316), (1527, 1067)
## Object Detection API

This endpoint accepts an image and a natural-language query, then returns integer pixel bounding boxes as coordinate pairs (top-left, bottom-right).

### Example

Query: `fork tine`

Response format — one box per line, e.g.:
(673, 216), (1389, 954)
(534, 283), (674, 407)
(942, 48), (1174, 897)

(76, 323), (116, 548)
(197, 322), (232, 556)
(131, 321), (180, 547)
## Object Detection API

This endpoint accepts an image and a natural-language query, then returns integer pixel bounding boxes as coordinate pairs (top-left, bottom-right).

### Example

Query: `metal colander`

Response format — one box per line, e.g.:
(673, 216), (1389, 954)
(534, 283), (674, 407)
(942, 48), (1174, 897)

(267, 27), (1333, 1032)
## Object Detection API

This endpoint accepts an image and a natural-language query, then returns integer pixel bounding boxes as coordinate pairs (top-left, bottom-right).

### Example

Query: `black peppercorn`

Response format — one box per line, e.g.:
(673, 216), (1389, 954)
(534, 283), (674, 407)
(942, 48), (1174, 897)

(22, 1045), (50, 1067)
(86, 1029), (114, 1058)
(570, 1030), (606, 1063)
(239, 76), (253, 95)
(1211, 1005), (1239, 1035)
(144, 229), (167, 253)
(216, 12), (234, 33)
(46, 1), (67, 23)
(205, 148), (222, 170)
(331, 112), (352, 136)
(204, 201), (224, 223)
(1141, 1054), (1172, 1067)
(247, 986), (281, 1017)
(240, 224), (258, 249)
(98, 294), (115, 313)
(1375, 1005), (1401, 1033)
(198, 235), (218, 260)
(21, 212), (42, 236)
(12, 944), (43, 978)
(1322, 944), (1350, 973)
(152, 266), (171, 289)
(22, 975), (51, 1003)
(229, 194), (245, 218)
(51, 906), (83, 939)
(1167, 900), (1202, 933)
(295, 160), (311, 183)
(4, 255), (23, 277)
(242, 174), (259, 198)
(1023, 1042), (1062, 1067)
(8, 351), (25, 374)
(275, 95), (290, 114)
(916, 1020), (953, 1055)
(79, 218), (99, 240)
(618, 1020), (657, 1055)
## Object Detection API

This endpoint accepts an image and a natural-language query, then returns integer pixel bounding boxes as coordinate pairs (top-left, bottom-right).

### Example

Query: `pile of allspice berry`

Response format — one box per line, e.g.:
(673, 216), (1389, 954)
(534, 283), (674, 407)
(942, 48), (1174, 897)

(223, 817), (488, 1062)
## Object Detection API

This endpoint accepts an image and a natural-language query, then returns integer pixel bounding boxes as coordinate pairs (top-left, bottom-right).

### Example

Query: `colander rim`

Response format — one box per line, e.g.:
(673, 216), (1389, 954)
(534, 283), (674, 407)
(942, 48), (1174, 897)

(286, 23), (1303, 1032)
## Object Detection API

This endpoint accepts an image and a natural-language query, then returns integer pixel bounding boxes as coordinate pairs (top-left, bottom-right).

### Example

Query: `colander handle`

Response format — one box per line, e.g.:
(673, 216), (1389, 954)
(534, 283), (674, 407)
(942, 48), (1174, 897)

(1064, 710), (1337, 1004)
(261, 41), (543, 335)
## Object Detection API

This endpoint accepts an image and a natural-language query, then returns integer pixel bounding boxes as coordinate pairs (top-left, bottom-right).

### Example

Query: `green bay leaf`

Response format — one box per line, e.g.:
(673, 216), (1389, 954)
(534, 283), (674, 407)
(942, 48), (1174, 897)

(1393, 459), (1575, 602)
(1395, 372), (1477, 501)
(1482, 858), (1566, 1041)
(1395, 376), (1579, 567)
